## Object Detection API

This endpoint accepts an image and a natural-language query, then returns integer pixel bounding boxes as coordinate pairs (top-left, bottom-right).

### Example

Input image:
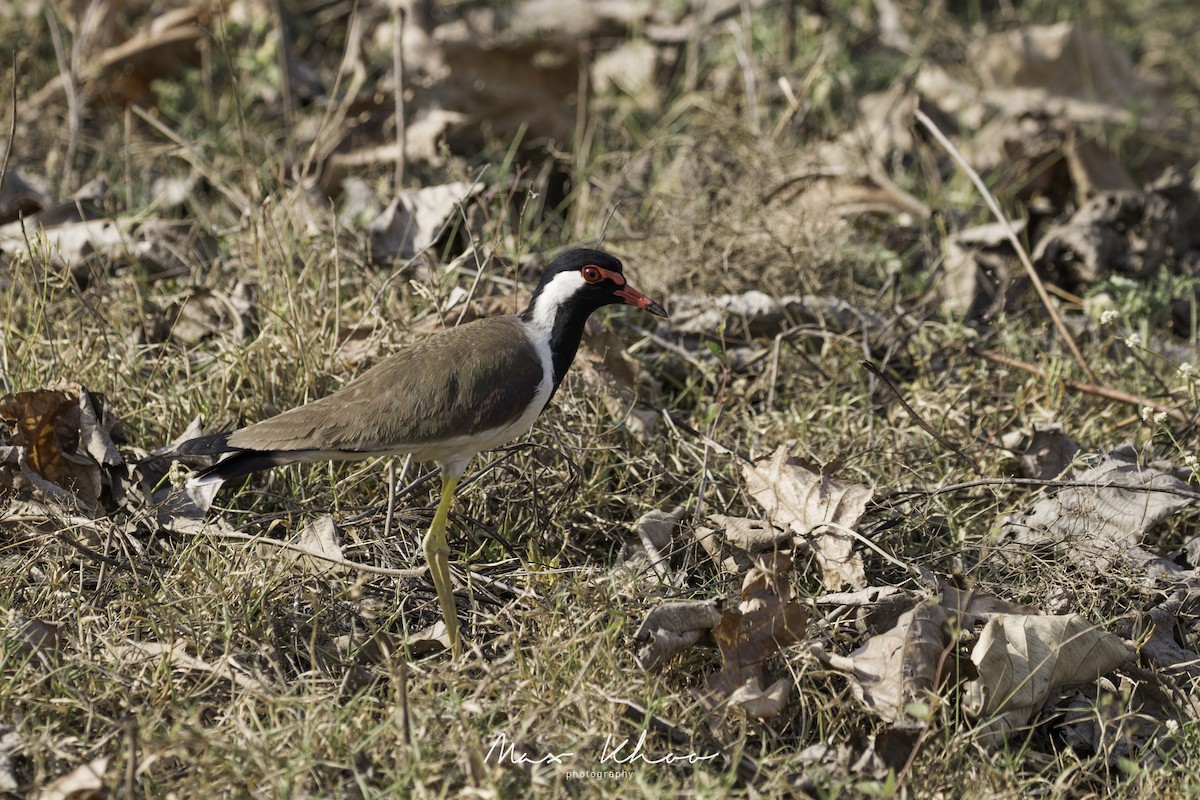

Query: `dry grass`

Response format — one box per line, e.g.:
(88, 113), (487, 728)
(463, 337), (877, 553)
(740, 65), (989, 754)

(4, 1), (1200, 798)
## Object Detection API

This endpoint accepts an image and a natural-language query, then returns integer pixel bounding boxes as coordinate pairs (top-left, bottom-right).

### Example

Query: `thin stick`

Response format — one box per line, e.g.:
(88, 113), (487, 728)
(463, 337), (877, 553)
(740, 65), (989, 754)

(978, 349), (1193, 424)
(170, 523), (425, 578)
(914, 109), (1095, 383)
(391, 7), (407, 192)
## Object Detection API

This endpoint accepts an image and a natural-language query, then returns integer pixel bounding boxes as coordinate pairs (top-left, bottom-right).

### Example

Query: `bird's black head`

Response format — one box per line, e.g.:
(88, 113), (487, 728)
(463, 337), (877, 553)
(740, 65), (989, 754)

(520, 247), (667, 393)
(526, 248), (668, 320)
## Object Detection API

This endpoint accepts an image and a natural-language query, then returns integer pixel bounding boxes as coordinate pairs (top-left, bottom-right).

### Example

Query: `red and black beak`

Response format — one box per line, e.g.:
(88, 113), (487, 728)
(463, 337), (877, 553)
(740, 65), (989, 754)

(615, 284), (668, 318)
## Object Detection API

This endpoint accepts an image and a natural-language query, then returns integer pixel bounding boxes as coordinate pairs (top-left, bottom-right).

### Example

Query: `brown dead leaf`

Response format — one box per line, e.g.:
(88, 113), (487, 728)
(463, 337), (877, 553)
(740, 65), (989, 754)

(635, 600), (722, 671)
(743, 447), (871, 590)
(826, 601), (957, 725)
(0, 387), (127, 514)
(0, 389), (81, 488)
(965, 613), (1132, 743)
(35, 756), (108, 800)
(705, 554), (808, 718)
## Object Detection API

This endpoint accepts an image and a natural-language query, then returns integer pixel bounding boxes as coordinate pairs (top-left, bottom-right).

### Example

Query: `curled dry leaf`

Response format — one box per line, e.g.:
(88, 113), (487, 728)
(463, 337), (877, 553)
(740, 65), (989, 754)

(965, 613), (1133, 744)
(825, 601), (957, 725)
(705, 553), (808, 718)
(0, 387), (125, 514)
(366, 182), (484, 262)
(0, 169), (49, 224)
(743, 446), (871, 590)
(939, 219), (1025, 319)
(710, 514), (791, 553)
(635, 600), (722, 671)
(999, 423), (1081, 480)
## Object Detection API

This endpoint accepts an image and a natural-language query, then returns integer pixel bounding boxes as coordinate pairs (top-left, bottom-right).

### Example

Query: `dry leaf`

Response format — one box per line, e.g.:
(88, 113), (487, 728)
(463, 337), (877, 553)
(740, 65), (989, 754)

(999, 423), (1081, 480)
(35, 756), (108, 800)
(107, 640), (265, 692)
(970, 23), (1170, 124)
(710, 514), (791, 553)
(826, 601), (956, 724)
(743, 447), (872, 590)
(1001, 444), (1200, 577)
(965, 613), (1132, 743)
(366, 182), (483, 262)
(705, 554), (808, 717)
(939, 220), (1025, 319)
(286, 515), (346, 576)
(635, 600), (722, 671)
(0, 725), (20, 793)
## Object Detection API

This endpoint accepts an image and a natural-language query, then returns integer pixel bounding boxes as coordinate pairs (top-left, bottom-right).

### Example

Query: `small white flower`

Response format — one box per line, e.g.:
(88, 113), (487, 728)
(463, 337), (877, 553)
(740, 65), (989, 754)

(1154, 411), (1169, 425)
(1178, 362), (1196, 381)
(1184, 454), (1198, 470)
(1141, 406), (1155, 421)
(1124, 333), (1143, 348)
(1100, 309), (1120, 326)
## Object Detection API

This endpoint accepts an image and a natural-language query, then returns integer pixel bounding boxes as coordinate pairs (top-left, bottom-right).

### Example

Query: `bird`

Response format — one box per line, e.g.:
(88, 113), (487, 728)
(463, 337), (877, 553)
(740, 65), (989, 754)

(179, 248), (667, 658)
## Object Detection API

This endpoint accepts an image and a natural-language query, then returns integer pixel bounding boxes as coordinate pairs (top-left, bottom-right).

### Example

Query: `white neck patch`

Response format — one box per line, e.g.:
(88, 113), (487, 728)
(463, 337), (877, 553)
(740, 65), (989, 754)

(523, 269), (587, 342)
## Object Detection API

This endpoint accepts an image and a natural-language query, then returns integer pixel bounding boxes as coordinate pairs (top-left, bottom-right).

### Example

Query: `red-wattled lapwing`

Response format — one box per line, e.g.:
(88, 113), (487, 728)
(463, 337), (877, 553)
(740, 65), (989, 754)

(181, 248), (667, 658)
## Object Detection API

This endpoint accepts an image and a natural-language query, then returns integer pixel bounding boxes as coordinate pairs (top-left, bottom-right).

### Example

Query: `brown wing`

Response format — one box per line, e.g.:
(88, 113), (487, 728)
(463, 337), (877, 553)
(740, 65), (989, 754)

(227, 317), (544, 453)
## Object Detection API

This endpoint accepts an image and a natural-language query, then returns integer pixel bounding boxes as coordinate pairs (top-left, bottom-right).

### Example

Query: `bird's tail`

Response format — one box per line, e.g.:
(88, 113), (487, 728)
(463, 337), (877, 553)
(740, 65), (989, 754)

(168, 432), (286, 487)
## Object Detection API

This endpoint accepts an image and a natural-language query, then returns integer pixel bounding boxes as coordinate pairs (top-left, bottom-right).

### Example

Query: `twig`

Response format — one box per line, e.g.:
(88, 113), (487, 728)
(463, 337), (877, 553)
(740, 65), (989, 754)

(914, 109), (1096, 383)
(391, 7), (407, 192)
(170, 523), (426, 578)
(978, 349), (1193, 424)
(863, 360), (981, 475)
(45, 6), (79, 190)
(878, 476), (1200, 504)
(726, 6), (760, 135)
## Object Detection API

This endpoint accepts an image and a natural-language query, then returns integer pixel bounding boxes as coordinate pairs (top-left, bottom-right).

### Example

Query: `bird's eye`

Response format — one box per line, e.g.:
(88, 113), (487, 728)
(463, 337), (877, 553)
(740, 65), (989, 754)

(581, 265), (603, 284)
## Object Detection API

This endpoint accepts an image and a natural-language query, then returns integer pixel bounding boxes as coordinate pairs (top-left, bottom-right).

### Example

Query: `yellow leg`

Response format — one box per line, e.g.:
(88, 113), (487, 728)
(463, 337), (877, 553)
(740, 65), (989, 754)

(422, 474), (461, 658)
